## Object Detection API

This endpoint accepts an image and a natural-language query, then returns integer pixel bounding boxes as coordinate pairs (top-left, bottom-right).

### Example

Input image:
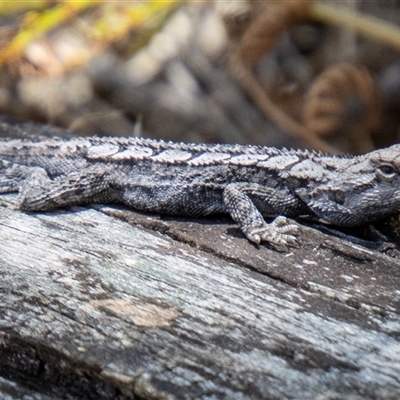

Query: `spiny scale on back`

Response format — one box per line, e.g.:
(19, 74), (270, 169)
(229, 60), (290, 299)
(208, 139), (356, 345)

(1, 136), (400, 250)
(0, 136), (349, 172)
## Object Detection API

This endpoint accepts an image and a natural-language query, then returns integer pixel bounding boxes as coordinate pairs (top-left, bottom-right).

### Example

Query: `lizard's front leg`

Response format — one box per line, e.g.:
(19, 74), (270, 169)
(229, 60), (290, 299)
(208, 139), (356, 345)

(223, 183), (301, 249)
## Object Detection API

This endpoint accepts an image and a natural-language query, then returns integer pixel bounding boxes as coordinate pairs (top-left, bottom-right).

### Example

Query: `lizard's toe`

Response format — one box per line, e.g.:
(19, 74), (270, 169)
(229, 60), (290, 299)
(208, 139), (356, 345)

(245, 217), (300, 250)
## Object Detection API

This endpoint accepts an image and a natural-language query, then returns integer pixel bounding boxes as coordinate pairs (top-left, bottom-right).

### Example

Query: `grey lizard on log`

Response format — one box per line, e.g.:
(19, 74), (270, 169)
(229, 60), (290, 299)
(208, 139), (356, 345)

(0, 136), (399, 249)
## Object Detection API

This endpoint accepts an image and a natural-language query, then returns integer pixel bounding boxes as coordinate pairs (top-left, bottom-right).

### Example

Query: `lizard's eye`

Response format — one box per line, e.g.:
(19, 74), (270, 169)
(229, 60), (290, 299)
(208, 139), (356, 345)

(377, 163), (398, 181)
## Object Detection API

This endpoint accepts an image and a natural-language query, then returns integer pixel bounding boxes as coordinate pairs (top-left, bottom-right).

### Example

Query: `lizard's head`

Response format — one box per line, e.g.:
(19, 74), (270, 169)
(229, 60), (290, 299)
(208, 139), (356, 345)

(305, 144), (400, 226)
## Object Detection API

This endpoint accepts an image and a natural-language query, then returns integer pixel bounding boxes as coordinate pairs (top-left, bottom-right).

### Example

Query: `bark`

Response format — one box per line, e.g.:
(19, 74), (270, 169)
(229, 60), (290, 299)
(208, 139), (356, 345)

(1, 197), (400, 399)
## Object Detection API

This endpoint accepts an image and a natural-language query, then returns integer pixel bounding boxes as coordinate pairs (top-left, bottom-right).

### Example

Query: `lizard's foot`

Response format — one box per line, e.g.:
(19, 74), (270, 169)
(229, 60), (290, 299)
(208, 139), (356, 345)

(245, 216), (300, 250)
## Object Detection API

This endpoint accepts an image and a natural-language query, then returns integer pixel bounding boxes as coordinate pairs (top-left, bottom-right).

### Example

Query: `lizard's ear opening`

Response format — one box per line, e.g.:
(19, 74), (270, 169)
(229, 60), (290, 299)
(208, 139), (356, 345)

(376, 163), (398, 182)
(328, 189), (345, 205)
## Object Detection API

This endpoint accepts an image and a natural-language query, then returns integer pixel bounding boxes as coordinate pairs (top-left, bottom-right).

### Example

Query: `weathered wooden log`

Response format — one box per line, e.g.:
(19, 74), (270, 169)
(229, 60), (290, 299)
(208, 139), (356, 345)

(1, 116), (400, 399)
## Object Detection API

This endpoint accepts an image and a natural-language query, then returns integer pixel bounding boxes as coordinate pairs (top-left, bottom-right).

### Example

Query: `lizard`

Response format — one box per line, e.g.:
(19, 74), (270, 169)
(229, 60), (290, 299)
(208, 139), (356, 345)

(0, 136), (400, 249)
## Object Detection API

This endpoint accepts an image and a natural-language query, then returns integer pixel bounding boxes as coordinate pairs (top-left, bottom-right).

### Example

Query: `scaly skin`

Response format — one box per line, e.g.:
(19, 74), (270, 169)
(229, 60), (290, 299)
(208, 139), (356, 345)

(1, 136), (400, 249)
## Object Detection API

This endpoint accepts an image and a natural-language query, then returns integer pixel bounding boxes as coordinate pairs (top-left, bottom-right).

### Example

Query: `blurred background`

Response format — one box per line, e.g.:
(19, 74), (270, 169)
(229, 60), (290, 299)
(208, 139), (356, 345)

(1, 0), (400, 154)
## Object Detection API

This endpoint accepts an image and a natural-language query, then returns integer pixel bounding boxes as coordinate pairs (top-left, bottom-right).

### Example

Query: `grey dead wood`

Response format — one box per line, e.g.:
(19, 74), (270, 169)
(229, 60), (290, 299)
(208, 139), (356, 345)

(1, 198), (400, 399)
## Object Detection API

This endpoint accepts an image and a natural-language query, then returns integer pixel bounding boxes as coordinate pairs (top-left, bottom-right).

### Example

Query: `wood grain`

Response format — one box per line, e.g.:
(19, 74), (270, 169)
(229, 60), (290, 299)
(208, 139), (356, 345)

(1, 195), (400, 399)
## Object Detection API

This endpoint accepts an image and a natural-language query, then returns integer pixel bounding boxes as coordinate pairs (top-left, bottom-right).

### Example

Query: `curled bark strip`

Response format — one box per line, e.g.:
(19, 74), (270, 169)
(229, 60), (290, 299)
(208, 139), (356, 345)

(238, 1), (313, 67)
(231, 58), (338, 154)
(303, 63), (381, 153)
(232, 0), (339, 154)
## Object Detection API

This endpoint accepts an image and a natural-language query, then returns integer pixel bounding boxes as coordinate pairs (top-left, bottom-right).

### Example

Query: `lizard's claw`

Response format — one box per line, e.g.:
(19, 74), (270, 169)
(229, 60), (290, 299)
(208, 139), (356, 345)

(245, 216), (300, 250)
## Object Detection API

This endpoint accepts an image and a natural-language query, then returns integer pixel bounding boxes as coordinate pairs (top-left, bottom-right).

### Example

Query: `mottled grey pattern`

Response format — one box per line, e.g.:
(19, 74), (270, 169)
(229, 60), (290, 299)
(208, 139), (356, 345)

(1, 136), (400, 249)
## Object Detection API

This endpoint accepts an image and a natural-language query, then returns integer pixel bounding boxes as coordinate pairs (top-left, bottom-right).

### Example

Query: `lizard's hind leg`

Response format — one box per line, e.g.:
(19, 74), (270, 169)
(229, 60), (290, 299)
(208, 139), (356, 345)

(17, 168), (119, 211)
(0, 161), (48, 194)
